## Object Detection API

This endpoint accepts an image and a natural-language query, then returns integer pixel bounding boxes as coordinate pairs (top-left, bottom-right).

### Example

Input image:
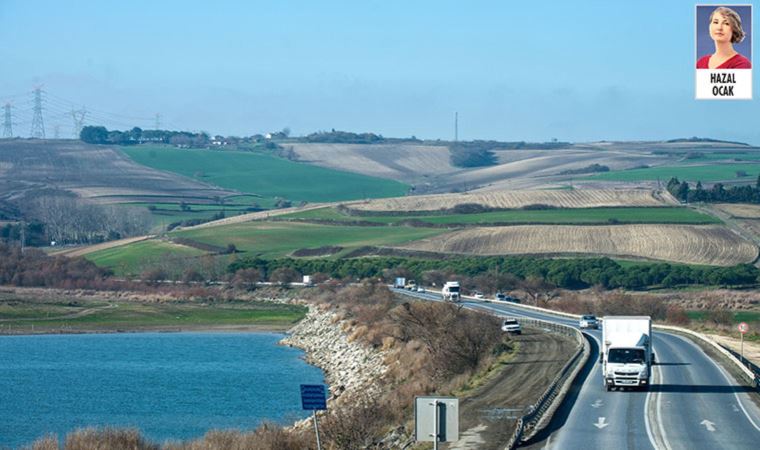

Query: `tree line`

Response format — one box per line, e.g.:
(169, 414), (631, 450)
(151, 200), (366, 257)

(80, 125), (211, 147)
(228, 255), (760, 291)
(667, 176), (760, 203)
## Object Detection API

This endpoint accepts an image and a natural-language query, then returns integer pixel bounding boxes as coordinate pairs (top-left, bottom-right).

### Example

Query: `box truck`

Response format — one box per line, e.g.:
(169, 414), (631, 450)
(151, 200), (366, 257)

(601, 316), (654, 391)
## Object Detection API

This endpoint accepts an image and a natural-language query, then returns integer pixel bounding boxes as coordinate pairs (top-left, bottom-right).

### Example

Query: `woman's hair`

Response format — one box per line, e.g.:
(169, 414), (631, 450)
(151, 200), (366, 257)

(710, 7), (746, 44)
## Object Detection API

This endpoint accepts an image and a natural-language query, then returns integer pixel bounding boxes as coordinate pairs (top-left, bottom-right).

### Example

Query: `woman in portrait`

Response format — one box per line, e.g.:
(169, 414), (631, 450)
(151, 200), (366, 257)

(697, 6), (751, 69)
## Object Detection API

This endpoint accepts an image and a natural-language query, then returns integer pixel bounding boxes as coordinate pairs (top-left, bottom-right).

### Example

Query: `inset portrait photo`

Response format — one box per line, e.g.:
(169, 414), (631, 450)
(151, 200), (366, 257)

(696, 5), (752, 100)
(697, 5), (752, 69)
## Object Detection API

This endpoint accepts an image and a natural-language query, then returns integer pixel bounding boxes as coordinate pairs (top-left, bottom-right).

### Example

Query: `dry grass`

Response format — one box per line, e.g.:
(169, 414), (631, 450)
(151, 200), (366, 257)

(394, 224), (758, 266)
(713, 203), (760, 219)
(349, 189), (676, 212)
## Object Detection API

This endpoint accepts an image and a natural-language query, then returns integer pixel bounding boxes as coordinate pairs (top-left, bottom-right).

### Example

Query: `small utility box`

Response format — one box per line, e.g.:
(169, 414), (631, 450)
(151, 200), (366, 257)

(414, 396), (459, 443)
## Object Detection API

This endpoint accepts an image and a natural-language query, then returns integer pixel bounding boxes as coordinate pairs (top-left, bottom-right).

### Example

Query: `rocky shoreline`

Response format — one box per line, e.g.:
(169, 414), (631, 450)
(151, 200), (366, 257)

(281, 303), (389, 426)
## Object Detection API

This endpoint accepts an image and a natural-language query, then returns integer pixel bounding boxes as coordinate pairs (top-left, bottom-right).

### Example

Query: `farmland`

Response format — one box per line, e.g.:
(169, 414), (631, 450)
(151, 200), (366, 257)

(121, 146), (409, 203)
(346, 189), (676, 212)
(170, 221), (444, 258)
(584, 163), (760, 183)
(393, 224), (758, 266)
(279, 206), (719, 225)
(87, 240), (207, 275)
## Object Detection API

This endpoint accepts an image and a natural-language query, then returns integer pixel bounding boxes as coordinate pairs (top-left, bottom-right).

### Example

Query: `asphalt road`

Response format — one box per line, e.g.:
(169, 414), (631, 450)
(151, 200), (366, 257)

(394, 289), (760, 449)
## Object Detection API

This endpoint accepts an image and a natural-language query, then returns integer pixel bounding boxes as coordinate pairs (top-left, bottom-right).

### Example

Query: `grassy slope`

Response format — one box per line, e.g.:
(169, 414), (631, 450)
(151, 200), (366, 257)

(87, 240), (207, 274)
(121, 145), (409, 203)
(280, 206), (721, 225)
(171, 221), (445, 258)
(584, 163), (760, 183)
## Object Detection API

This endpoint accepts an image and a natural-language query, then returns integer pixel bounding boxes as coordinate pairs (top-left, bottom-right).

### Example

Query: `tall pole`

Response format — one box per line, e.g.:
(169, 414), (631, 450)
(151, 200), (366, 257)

(312, 410), (322, 450)
(454, 112), (458, 143)
(741, 331), (744, 365)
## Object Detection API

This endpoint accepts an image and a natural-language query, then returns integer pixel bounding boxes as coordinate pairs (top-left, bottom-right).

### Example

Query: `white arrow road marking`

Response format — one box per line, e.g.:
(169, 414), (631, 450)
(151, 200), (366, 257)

(594, 417), (609, 429)
(591, 399), (603, 408)
(700, 420), (716, 432)
(732, 404), (740, 413)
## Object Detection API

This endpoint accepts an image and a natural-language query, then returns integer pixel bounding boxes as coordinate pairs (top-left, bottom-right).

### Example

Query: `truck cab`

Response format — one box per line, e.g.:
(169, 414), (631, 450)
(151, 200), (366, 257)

(442, 281), (461, 302)
(601, 316), (653, 391)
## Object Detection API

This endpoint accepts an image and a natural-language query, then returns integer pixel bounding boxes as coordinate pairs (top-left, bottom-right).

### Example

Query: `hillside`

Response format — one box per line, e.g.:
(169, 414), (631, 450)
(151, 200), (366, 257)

(286, 141), (760, 193)
(0, 140), (233, 212)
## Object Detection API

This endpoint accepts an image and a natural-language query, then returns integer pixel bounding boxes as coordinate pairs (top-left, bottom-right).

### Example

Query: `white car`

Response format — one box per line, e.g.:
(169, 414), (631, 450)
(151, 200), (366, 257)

(473, 291), (485, 299)
(416, 286), (426, 293)
(579, 315), (599, 329)
(501, 318), (522, 334)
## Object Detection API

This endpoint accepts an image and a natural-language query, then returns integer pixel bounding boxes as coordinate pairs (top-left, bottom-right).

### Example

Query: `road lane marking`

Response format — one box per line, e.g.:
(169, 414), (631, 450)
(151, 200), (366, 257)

(646, 354), (672, 450)
(591, 399), (603, 408)
(700, 419), (716, 432)
(670, 333), (760, 433)
(593, 417), (609, 429)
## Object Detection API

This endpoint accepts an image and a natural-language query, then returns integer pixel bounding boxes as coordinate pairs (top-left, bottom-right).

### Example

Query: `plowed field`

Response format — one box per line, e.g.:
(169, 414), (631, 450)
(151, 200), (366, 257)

(348, 189), (677, 212)
(393, 224), (758, 266)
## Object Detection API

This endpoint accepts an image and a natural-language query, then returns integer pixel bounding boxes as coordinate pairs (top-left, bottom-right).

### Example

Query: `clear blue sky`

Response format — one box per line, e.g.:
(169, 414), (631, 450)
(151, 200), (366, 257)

(1, 0), (757, 143)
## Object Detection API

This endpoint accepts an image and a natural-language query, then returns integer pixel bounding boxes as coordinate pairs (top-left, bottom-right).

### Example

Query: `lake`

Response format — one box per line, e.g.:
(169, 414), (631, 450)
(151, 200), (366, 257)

(0, 332), (325, 448)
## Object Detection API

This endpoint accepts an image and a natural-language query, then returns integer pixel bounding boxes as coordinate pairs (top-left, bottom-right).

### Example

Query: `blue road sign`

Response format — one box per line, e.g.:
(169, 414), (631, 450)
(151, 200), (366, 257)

(300, 384), (327, 410)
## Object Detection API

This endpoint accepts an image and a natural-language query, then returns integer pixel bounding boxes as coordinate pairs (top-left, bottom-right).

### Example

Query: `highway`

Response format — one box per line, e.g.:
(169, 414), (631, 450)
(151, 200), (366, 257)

(395, 289), (760, 449)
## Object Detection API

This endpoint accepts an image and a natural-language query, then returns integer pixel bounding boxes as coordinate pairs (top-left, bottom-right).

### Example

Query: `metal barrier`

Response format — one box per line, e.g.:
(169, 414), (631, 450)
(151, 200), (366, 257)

(503, 318), (590, 449)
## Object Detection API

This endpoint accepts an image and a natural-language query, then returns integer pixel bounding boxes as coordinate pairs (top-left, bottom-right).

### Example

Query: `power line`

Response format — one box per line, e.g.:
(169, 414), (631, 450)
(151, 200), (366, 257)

(71, 108), (87, 138)
(3, 103), (12, 137)
(30, 87), (45, 138)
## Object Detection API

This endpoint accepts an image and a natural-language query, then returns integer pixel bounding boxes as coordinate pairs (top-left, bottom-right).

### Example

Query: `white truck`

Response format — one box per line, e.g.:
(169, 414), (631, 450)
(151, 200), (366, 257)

(601, 316), (654, 391)
(441, 281), (461, 302)
(394, 277), (406, 289)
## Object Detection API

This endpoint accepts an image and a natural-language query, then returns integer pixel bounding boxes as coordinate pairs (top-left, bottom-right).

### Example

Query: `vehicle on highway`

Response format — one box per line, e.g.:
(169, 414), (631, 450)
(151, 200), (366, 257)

(472, 291), (484, 299)
(393, 277), (406, 289)
(416, 286), (425, 293)
(501, 318), (522, 334)
(579, 315), (599, 329)
(601, 316), (653, 391)
(442, 281), (461, 302)
(495, 292), (507, 301)
(404, 280), (418, 290)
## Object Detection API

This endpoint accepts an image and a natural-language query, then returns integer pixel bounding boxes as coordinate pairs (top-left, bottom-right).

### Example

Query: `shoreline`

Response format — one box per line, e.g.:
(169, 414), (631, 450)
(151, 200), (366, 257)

(0, 323), (295, 336)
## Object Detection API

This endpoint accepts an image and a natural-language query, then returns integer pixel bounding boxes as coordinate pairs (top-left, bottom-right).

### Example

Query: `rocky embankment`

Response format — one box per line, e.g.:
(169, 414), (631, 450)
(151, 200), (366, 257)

(281, 303), (388, 411)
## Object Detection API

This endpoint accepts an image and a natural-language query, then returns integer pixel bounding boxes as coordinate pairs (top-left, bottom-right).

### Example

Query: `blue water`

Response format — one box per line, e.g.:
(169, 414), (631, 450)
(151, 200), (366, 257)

(0, 332), (325, 448)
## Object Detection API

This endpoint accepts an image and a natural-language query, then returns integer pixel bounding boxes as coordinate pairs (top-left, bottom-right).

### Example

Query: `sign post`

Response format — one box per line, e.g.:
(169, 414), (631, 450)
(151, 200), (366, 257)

(739, 322), (749, 365)
(300, 384), (327, 450)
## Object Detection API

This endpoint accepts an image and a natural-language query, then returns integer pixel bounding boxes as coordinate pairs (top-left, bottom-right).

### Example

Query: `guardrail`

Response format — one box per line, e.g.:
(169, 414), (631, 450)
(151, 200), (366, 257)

(503, 317), (590, 449)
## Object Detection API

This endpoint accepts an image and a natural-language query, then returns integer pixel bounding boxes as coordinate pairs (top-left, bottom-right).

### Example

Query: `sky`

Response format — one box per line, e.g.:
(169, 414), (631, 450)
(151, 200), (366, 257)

(1, 0), (758, 143)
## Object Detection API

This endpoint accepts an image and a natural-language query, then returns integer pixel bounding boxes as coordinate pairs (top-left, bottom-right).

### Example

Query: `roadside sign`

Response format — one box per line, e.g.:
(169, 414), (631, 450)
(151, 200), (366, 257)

(739, 322), (749, 334)
(300, 384), (327, 411)
(414, 396), (459, 444)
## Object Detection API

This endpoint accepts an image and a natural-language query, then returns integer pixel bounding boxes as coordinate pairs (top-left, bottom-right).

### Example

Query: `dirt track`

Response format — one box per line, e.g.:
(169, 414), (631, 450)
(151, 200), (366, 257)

(446, 327), (576, 450)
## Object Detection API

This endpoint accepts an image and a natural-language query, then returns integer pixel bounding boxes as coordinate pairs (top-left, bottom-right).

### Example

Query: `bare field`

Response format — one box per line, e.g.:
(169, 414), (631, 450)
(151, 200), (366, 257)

(287, 143), (456, 181)
(712, 203), (760, 219)
(0, 139), (233, 205)
(393, 224), (758, 266)
(347, 189), (677, 212)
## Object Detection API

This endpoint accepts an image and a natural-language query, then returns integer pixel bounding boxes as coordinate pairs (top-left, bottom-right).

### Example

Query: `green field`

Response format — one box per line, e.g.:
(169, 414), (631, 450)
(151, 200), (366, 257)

(0, 298), (306, 332)
(171, 221), (445, 258)
(687, 152), (760, 162)
(686, 310), (760, 324)
(584, 163), (760, 183)
(87, 240), (208, 275)
(121, 145), (409, 203)
(279, 206), (721, 225)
